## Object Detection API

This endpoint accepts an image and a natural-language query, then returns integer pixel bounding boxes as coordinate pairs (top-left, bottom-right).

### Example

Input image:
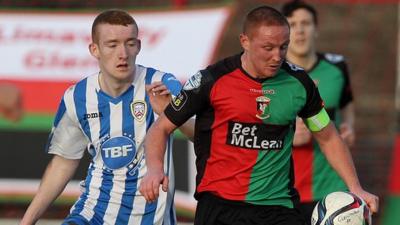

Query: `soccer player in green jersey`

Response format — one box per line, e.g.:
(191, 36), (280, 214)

(141, 5), (378, 225)
(282, 1), (356, 224)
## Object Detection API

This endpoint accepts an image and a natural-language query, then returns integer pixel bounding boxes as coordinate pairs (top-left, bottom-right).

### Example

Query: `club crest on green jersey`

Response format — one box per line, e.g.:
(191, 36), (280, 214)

(131, 100), (147, 122)
(256, 96), (270, 119)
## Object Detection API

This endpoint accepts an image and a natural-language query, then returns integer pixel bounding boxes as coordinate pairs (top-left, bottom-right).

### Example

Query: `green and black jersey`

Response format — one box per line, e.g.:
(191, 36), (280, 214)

(165, 54), (330, 208)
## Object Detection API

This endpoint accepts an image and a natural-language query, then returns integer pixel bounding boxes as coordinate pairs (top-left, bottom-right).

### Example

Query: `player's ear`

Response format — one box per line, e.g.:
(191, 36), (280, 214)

(314, 28), (319, 39)
(239, 33), (250, 51)
(136, 39), (141, 54)
(89, 43), (100, 59)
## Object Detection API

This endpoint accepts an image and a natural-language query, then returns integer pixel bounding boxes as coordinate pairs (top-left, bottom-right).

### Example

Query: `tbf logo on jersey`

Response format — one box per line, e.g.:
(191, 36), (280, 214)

(131, 101), (147, 122)
(101, 136), (136, 170)
(256, 96), (270, 119)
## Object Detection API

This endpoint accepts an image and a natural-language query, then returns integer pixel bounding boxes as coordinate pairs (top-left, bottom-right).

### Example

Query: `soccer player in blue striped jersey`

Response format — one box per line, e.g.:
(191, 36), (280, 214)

(21, 9), (192, 225)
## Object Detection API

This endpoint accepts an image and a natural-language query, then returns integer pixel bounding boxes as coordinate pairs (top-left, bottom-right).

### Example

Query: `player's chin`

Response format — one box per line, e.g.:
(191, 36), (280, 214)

(295, 48), (309, 57)
(264, 67), (279, 76)
(114, 69), (134, 80)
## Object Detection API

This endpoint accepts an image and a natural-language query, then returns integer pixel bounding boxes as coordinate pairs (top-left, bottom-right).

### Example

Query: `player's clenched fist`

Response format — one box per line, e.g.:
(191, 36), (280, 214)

(139, 169), (169, 202)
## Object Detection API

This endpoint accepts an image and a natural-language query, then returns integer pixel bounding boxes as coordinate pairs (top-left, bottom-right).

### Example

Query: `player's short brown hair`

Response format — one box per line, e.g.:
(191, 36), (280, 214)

(91, 9), (138, 43)
(243, 6), (289, 36)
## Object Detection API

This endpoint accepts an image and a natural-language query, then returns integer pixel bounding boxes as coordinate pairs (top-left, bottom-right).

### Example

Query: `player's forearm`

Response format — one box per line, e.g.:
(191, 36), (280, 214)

(21, 188), (61, 224)
(292, 133), (312, 147)
(315, 123), (362, 190)
(341, 103), (355, 127)
(145, 119), (170, 171)
(178, 118), (195, 142)
(323, 140), (361, 191)
(21, 156), (79, 224)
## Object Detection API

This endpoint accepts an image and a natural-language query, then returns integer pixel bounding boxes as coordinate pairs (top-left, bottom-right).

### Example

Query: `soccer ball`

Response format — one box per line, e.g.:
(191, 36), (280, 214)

(311, 191), (372, 225)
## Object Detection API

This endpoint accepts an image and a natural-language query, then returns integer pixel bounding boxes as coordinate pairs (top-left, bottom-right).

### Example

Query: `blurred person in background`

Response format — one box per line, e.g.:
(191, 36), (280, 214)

(0, 83), (23, 122)
(140, 5), (378, 225)
(20, 9), (192, 225)
(281, 1), (356, 224)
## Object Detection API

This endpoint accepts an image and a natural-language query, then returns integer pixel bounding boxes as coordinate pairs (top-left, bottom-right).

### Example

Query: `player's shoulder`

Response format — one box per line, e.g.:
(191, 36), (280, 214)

(138, 64), (172, 76)
(186, 53), (242, 90)
(205, 53), (242, 78)
(64, 73), (98, 97)
(281, 60), (316, 89)
(320, 52), (346, 64)
(319, 52), (349, 75)
(281, 60), (309, 79)
(281, 60), (305, 73)
(137, 64), (176, 82)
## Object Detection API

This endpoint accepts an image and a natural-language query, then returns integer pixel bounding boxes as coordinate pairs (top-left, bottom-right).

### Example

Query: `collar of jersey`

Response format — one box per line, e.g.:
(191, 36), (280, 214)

(96, 85), (134, 104)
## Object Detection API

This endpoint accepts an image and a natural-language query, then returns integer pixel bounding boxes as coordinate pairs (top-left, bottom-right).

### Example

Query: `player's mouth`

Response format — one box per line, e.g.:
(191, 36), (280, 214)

(295, 39), (306, 45)
(116, 63), (129, 70)
(268, 64), (280, 72)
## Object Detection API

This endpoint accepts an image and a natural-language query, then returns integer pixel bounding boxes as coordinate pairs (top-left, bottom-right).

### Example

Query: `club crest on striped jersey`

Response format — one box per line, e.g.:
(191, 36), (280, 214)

(256, 96), (270, 120)
(131, 100), (147, 122)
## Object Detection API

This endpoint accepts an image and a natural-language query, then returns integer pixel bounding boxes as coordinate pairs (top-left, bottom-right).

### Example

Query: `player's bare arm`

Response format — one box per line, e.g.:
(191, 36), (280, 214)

(140, 113), (177, 202)
(312, 122), (379, 213)
(20, 155), (80, 225)
(145, 81), (195, 141)
(339, 102), (355, 147)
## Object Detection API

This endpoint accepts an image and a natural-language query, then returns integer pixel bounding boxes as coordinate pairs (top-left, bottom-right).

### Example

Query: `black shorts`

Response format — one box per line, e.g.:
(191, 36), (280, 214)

(194, 192), (305, 225)
(295, 201), (318, 225)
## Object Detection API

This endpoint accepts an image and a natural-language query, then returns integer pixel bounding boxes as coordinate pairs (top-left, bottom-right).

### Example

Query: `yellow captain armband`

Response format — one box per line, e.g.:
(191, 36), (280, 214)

(304, 108), (330, 132)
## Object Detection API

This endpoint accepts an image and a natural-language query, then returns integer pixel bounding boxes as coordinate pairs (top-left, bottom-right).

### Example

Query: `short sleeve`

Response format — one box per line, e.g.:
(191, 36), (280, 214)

(161, 73), (182, 97)
(337, 61), (353, 109)
(297, 72), (330, 131)
(298, 74), (325, 119)
(164, 70), (212, 127)
(46, 98), (88, 159)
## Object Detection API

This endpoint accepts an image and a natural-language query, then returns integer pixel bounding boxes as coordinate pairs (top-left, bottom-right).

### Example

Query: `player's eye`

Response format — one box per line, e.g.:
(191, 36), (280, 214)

(127, 41), (136, 47)
(105, 43), (117, 48)
(264, 46), (273, 51)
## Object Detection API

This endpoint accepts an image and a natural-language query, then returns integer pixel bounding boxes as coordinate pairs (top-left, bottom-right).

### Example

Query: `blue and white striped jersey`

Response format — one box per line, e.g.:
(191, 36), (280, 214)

(47, 65), (182, 225)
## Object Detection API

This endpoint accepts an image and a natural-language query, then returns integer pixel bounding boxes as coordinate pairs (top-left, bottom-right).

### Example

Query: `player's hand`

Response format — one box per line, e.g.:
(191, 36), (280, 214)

(0, 83), (23, 122)
(139, 169), (169, 202)
(351, 188), (379, 214)
(145, 81), (171, 115)
(293, 118), (312, 147)
(340, 122), (355, 147)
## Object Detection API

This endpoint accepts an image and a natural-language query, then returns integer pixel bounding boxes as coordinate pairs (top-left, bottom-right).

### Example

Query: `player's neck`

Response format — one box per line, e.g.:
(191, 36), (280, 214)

(98, 72), (134, 98)
(286, 52), (317, 71)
